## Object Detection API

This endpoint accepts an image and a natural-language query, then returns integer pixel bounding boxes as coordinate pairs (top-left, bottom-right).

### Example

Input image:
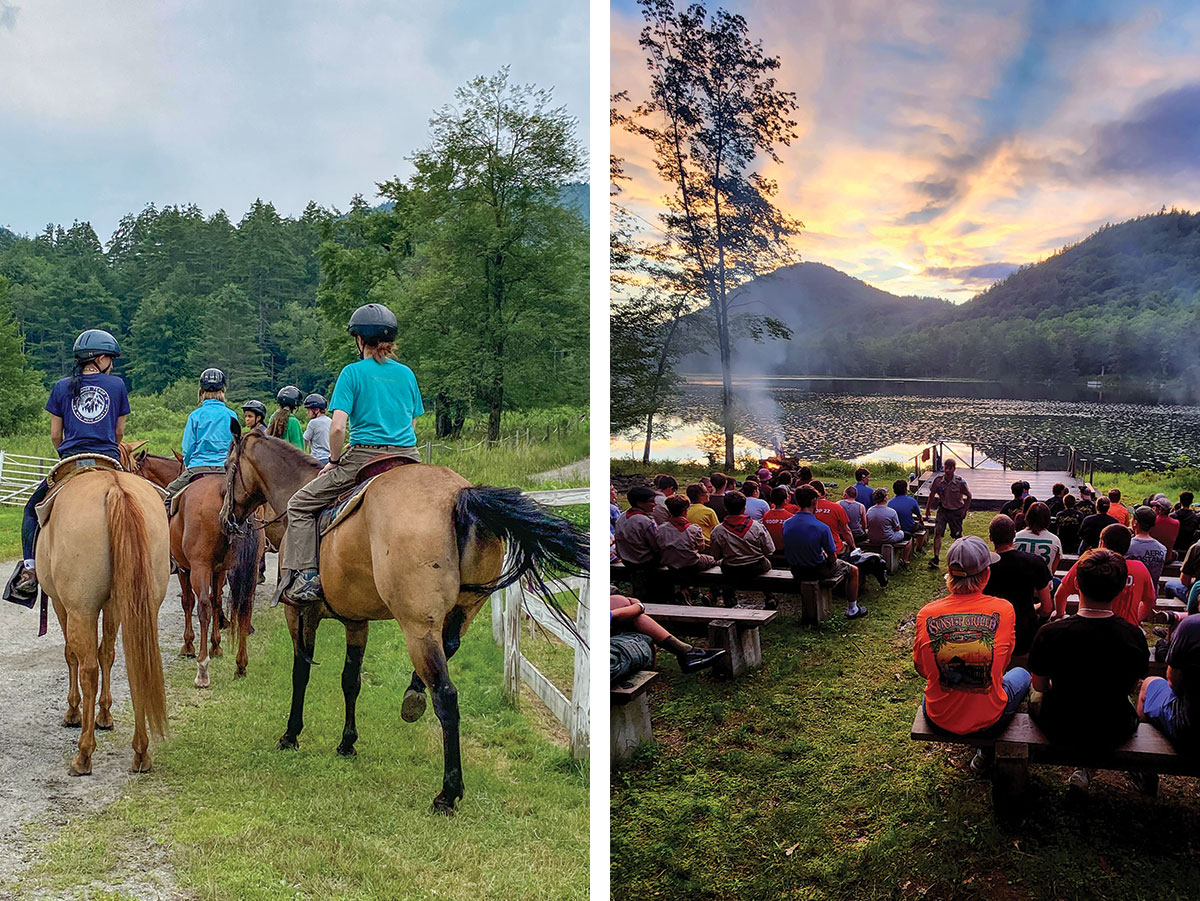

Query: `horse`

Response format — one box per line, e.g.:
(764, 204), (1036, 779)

(218, 422), (588, 814)
(170, 473), (263, 685)
(38, 469), (169, 775)
(121, 442), (184, 489)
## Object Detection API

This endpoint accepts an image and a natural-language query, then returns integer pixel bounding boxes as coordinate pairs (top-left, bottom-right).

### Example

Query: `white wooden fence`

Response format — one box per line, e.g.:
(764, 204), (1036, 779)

(493, 576), (589, 759)
(0, 451), (55, 506)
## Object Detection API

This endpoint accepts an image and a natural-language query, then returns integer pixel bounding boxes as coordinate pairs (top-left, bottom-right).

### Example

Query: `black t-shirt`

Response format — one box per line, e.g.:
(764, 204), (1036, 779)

(1047, 496), (1065, 517)
(1000, 498), (1024, 519)
(1054, 509), (1084, 553)
(1167, 614), (1200, 732)
(1173, 508), (1200, 553)
(1077, 500), (1097, 517)
(706, 495), (727, 522)
(988, 549), (1052, 655)
(1078, 512), (1117, 549)
(1028, 614), (1149, 747)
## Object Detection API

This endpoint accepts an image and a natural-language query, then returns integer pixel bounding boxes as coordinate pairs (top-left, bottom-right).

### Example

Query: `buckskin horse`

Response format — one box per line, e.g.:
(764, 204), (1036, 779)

(38, 466), (169, 775)
(170, 467), (263, 685)
(218, 421), (588, 814)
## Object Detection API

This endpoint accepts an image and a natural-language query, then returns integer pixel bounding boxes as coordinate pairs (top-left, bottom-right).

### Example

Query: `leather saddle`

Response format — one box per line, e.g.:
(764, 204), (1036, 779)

(316, 455), (419, 539)
(36, 453), (125, 528)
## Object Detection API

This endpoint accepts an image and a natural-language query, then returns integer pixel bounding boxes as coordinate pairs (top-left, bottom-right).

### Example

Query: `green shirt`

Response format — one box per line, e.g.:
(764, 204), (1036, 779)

(286, 414), (305, 450)
(329, 358), (423, 447)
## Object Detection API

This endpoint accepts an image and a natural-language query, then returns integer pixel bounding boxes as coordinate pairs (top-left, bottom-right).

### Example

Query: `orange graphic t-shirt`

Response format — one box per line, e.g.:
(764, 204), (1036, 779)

(914, 591), (1016, 734)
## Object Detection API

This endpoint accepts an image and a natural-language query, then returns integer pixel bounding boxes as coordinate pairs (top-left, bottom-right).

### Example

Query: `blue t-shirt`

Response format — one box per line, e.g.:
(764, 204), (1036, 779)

(46, 373), (131, 460)
(781, 511), (835, 569)
(329, 358), (424, 447)
(888, 494), (921, 532)
(854, 482), (875, 508)
(744, 496), (770, 522)
(182, 399), (239, 468)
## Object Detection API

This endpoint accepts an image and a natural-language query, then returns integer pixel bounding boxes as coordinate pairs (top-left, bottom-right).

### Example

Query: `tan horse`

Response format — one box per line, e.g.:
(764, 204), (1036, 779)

(38, 470), (169, 775)
(219, 422), (588, 814)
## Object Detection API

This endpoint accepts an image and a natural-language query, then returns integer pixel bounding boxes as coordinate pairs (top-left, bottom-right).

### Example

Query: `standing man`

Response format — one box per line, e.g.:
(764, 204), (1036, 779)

(302, 393), (332, 465)
(281, 304), (423, 605)
(925, 458), (972, 569)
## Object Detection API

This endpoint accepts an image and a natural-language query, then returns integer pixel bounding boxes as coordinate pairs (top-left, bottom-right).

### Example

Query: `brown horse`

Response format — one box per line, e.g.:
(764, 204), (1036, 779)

(170, 474), (262, 685)
(219, 422), (587, 814)
(121, 443), (184, 489)
(38, 470), (169, 775)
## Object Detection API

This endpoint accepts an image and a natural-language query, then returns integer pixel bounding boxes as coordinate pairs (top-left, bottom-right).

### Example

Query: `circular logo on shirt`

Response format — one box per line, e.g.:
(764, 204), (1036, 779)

(72, 385), (112, 423)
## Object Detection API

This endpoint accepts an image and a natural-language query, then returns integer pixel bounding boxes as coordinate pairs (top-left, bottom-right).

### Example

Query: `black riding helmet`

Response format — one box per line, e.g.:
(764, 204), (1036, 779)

(241, 399), (267, 418)
(73, 329), (121, 361)
(199, 368), (226, 391)
(303, 393), (327, 410)
(276, 385), (302, 408)
(347, 303), (398, 344)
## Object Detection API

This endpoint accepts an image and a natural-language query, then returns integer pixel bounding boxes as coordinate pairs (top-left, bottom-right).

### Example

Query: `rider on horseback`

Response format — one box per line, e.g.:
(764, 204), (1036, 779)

(280, 303), (423, 605)
(163, 368), (239, 511)
(269, 385), (307, 450)
(241, 399), (269, 434)
(6, 329), (130, 606)
(302, 393), (332, 465)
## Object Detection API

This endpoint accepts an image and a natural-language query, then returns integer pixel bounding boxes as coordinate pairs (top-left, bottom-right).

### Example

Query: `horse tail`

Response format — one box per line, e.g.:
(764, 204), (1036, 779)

(106, 477), (168, 740)
(225, 521), (259, 647)
(453, 486), (589, 643)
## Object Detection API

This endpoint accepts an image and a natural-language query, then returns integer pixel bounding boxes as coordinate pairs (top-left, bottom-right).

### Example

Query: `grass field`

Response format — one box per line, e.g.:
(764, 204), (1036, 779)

(610, 512), (1200, 900)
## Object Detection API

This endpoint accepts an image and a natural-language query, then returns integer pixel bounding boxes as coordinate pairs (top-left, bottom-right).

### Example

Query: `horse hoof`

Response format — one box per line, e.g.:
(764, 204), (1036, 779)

(336, 743), (357, 757)
(179, 647), (195, 658)
(130, 755), (152, 774)
(61, 712), (81, 728)
(212, 645), (223, 658)
(401, 688), (427, 723)
(68, 762), (92, 777)
(278, 735), (299, 751)
(430, 797), (456, 817)
(234, 667), (246, 678)
(96, 717), (114, 731)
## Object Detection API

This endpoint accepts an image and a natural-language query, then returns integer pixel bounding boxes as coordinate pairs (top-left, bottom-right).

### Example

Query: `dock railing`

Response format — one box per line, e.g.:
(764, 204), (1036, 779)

(913, 442), (1093, 482)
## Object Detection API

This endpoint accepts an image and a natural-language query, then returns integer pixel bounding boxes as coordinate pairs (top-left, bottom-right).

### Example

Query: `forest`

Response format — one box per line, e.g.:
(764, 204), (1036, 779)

(0, 72), (588, 440)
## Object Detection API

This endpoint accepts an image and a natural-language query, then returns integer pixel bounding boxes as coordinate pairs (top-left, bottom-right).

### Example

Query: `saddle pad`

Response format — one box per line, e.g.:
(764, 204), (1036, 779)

(318, 475), (379, 537)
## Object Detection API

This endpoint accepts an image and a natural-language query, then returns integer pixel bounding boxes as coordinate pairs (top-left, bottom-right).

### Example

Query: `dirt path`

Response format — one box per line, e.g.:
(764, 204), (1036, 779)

(0, 557), (200, 891)
(530, 457), (589, 484)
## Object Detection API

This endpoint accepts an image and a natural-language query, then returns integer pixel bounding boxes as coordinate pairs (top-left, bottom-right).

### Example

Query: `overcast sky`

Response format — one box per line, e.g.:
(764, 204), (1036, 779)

(0, 0), (588, 241)
(613, 0), (1200, 300)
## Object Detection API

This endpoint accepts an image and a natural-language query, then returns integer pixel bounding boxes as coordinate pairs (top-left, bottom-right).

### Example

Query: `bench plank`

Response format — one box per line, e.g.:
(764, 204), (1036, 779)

(641, 603), (778, 625)
(611, 669), (659, 704)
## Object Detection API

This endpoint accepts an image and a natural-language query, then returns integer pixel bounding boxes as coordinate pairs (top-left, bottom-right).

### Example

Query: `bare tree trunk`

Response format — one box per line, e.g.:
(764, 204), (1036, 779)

(642, 412), (655, 464)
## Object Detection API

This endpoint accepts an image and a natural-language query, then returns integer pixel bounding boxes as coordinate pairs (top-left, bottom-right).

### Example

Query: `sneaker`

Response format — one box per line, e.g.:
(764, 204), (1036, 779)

(970, 750), (991, 775)
(678, 646), (726, 673)
(846, 605), (868, 619)
(283, 569), (324, 604)
(928, 557), (940, 569)
(1068, 768), (1090, 792)
(877, 573), (889, 589)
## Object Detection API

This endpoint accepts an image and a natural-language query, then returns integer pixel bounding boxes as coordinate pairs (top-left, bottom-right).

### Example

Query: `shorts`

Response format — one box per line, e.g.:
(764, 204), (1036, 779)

(1142, 678), (1196, 749)
(790, 557), (852, 586)
(934, 506), (965, 538)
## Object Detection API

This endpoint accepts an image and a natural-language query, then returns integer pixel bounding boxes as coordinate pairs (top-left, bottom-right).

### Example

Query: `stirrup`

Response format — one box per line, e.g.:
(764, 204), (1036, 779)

(3, 563), (38, 609)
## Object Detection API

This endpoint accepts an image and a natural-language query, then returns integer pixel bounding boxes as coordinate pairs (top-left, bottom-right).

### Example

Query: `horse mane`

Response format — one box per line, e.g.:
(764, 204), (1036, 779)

(248, 432), (321, 472)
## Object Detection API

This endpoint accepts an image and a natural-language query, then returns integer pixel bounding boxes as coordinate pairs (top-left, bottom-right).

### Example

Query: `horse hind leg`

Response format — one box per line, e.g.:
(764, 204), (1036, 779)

(402, 606), (467, 724)
(179, 570), (196, 657)
(336, 621), (369, 756)
(192, 568), (213, 688)
(209, 572), (224, 658)
(96, 607), (118, 730)
(54, 600), (81, 728)
(404, 626), (463, 815)
(65, 610), (100, 776)
(278, 605), (319, 750)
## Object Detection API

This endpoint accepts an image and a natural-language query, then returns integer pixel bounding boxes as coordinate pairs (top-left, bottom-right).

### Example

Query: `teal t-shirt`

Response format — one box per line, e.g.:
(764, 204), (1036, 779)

(329, 358), (424, 447)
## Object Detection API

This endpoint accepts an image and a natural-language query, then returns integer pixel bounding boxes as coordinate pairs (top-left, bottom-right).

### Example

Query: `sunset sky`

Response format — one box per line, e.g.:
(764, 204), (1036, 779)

(612, 0), (1200, 300)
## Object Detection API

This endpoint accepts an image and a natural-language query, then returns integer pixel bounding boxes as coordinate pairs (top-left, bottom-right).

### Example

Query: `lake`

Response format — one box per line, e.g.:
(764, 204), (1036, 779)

(610, 376), (1200, 472)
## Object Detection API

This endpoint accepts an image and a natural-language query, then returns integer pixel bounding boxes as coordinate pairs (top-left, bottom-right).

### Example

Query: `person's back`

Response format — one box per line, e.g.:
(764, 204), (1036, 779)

(866, 501), (904, 544)
(913, 537), (1021, 735)
(782, 510), (833, 570)
(839, 495), (866, 538)
(1173, 494), (1199, 553)
(888, 492), (920, 533)
(987, 515), (1052, 656)
(614, 488), (660, 565)
(1079, 499), (1117, 550)
(1150, 501), (1180, 553)
(1127, 507), (1168, 584)
(762, 504), (794, 549)
(814, 492), (851, 555)
(1030, 550), (1148, 747)
(709, 492), (774, 568)
(685, 484), (719, 540)
(742, 484), (770, 523)
(183, 398), (239, 468)
(657, 496), (711, 571)
(1108, 492), (1130, 528)
(1140, 613), (1200, 752)
(1055, 499), (1083, 554)
(49, 370), (130, 460)
(303, 412), (332, 464)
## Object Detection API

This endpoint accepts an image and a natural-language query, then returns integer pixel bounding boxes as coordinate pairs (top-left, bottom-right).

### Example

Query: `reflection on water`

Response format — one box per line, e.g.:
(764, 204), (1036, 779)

(611, 378), (1200, 471)
(609, 418), (773, 464)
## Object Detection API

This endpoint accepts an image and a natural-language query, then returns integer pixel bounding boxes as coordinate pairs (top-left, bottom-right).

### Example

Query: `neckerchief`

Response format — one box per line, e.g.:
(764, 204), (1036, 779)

(722, 514), (753, 537)
(668, 516), (691, 532)
(624, 507), (650, 519)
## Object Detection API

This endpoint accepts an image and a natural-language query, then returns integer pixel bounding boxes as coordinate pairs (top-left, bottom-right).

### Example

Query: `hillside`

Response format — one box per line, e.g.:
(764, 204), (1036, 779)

(687, 210), (1200, 383)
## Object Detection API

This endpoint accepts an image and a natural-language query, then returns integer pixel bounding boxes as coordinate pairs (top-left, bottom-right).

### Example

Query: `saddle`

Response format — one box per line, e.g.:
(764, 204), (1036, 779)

(169, 469), (223, 517)
(316, 455), (420, 539)
(35, 453), (126, 528)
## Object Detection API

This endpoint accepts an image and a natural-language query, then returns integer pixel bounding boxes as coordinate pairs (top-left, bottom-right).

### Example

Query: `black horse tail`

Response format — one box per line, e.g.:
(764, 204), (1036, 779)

(225, 520), (259, 648)
(454, 486), (589, 643)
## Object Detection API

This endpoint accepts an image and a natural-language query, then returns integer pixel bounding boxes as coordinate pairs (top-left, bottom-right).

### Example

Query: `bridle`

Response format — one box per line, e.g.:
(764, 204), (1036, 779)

(221, 435), (287, 536)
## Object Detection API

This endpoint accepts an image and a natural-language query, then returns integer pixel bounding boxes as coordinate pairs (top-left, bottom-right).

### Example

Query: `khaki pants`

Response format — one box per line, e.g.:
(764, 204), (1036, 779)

(279, 445), (418, 573)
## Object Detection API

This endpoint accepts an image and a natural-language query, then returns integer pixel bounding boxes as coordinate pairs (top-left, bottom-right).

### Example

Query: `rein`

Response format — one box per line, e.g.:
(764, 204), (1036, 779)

(221, 437), (290, 536)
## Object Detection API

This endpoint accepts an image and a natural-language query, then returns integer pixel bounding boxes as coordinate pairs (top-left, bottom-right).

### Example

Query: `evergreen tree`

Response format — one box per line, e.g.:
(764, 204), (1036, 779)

(189, 283), (270, 397)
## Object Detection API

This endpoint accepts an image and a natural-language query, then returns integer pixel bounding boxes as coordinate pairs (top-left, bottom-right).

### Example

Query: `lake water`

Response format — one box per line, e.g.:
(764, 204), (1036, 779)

(610, 376), (1200, 472)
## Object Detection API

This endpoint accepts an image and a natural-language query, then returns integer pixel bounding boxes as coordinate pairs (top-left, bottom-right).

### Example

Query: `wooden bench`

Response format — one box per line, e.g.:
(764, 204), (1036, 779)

(641, 603), (777, 678)
(859, 541), (903, 573)
(611, 562), (837, 623)
(911, 708), (1191, 819)
(611, 670), (659, 763)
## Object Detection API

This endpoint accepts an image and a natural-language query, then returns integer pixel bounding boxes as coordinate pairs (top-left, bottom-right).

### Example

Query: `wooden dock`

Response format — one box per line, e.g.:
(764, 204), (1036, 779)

(913, 469), (1087, 511)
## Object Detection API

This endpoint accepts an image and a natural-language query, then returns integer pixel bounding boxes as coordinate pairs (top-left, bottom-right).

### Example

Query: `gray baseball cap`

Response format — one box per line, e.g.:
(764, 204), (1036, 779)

(947, 536), (1000, 578)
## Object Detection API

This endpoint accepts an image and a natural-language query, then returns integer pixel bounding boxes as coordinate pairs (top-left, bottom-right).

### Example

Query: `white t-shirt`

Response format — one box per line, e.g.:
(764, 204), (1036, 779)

(303, 414), (332, 463)
(1014, 528), (1062, 572)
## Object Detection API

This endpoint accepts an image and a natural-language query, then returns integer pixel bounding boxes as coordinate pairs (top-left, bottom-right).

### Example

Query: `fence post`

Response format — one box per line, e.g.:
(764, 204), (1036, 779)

(570, 581), (590, 759)
(502, 584), (522, 707)
(424, 439), (433, 463)
(491, 589), (503, 643)
(1035, 446), (1040, 472)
